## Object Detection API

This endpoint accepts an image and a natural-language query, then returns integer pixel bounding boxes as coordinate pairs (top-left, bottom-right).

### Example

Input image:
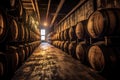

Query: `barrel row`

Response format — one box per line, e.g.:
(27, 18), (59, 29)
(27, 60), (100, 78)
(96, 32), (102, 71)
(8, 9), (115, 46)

(51, 21), (87, 41)
(0, 41), (40, 80)
(0, 3), (41, 79)
(52, 8), (120, 43)
(52, 40), (120, 79)
(0, 8), (40, 43)
(51, 8), (120, 80)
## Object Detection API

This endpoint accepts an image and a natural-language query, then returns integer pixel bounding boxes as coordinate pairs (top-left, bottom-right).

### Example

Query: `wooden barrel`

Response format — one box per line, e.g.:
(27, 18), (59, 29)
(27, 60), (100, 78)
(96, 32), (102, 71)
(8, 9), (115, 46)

(87, 8), (120, 38)
(68, 41), (77, 58)
(0, 0), (19, 9)
(69, 25), (77, 40)
(28, 43), (33, 55)
(88, 42), (120, 73)
(56, 41), (59, 48)
(76, 41), (88, 64)
(0, 9), (7, 43)
(64, 41), (70, 53)
(64, 28), (69, 40)
(58, 41), (61, 49)
(17, 45), (25, 66)
(75, 21), (87, 40)
(60, 41), (65, 50)
(6, 18), (18, 42)
(24, 44), (29, 59)
(0, 49), (19, 79)
(24, 26), (29, 42)
(18, 23), (25, 41)
(59, 31), (63, 40)
(7, 0), (23, 17)
(58, 32), (60, 40)
(57, 33), (59, 40)
(0, 52), (7, 79)
(61, 31), (64, 40)
(6, 46), (19, 70)
(29, 30), (35, 42)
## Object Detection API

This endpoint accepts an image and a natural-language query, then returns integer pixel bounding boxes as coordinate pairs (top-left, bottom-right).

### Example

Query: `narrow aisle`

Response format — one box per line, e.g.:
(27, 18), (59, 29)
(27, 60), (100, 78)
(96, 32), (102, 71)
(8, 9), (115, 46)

(12, 42), (105, 80)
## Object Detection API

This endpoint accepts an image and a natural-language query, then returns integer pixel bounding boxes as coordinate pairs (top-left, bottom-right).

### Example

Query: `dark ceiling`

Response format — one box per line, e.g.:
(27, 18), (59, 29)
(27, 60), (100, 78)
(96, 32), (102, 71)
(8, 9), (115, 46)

(38, 0), (80, 27)
(22, 0), (80, 28)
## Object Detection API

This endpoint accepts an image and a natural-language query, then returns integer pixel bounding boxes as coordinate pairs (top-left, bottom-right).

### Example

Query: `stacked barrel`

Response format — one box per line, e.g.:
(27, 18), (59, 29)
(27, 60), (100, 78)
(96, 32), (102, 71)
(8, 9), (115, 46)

(51, 1), (120, 79)
(51, 20), (89, 66)
(51, 20), (70, 53)
(0, 0), (40, 80)
(87, 8), (120, 79)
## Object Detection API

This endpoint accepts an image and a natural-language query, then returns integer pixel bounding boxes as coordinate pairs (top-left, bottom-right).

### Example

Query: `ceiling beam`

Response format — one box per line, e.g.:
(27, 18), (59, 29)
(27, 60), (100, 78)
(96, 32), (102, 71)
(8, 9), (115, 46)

(22, 3), (32, 6)
(35, 0), (41, 23)
(46, 0), (51, 21)
(57, 0), (86, 26)
(31, 0), (36, 12)
(50, 0), (65, 27)
(23, 7), (33, 10)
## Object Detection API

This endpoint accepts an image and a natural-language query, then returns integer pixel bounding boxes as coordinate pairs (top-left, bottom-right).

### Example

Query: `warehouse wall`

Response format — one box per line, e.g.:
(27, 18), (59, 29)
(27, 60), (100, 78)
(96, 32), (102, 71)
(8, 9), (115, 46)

(50, 0), (120, 79)
(0, 0), (40, 79)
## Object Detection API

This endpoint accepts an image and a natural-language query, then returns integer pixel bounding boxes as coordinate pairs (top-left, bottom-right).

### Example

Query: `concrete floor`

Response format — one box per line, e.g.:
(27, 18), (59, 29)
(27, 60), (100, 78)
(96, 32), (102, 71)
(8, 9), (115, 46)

(12, 42), (105, 80)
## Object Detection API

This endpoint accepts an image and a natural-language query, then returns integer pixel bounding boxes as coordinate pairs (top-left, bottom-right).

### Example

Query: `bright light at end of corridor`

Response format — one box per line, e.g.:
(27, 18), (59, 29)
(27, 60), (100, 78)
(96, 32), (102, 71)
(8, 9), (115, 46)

(43, 22), (48, 26)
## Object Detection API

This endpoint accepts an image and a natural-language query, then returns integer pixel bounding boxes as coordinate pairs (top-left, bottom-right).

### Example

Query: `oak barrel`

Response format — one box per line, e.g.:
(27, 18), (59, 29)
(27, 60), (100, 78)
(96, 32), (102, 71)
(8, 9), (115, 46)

(6, 18), (18, 42)
(75, 20), (87, 40)
(0, 9), (7, 43)
(64, 28), (69, 40)
(24, 26), (29, 42)
(68, 41), (77, 58)
(0, 0), (19, 9)
(76, 41), (88, 64)
(18, 23), (25, 41)
(88, 42), (120, 73)
(69, 25), (77, 40)
(63, 41), (70, 53)
(87, 8), (120, 38)
(17, 45), (25, 66)
(7, 0), (23, 17)
(0, 52), (7, 79)
(6, 46), (19, 71)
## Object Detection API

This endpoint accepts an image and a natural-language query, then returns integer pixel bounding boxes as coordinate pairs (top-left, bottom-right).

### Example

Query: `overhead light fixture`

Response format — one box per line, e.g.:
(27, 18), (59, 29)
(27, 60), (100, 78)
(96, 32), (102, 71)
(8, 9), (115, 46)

(43, 22), (48, 26)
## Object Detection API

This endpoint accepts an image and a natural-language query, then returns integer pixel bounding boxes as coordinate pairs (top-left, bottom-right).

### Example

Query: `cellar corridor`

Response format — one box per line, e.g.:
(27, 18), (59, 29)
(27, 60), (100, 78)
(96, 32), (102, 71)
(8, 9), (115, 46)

(12, 42), (105, 80)
(0, 0), (120, 80)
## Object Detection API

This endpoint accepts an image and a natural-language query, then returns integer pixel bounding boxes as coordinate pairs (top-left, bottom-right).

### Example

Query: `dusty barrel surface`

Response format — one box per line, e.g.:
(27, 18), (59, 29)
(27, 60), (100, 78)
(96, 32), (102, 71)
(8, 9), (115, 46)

(6, 46), (19, 73)
(24, 25), (29, 42)
(18, 23), (25, 41)
(17, 45), (25, 66)
(6, 18), (18, 42)
(75, 20), (87, 40)
(64, 28), (69, 40)
(0, 0), (20, 9)
(88, 42), (120, 73)
(0, 9), (7, 43)
(60, 31), (64, 40)
(0, 52), (7, 79)
(76, 41), (88, 64)
(64, 41), (70, 53)
(87, 8), (120, 38)
(69, 25), (77, 40)
(68, 41), (77, 58)
(6, 0), (23, 17)
(0, 49), (19, 79)
(24, 44), (30, 59)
